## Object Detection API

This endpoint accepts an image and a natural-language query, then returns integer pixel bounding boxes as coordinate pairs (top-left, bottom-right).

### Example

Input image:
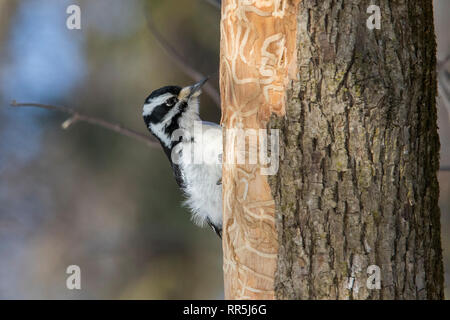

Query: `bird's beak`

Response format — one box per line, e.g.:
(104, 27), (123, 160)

(179, 77), (208, 100)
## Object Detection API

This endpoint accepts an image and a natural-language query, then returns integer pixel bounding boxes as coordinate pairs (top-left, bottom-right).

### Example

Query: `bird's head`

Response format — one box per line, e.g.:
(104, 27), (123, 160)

(142, 78), (207, 146)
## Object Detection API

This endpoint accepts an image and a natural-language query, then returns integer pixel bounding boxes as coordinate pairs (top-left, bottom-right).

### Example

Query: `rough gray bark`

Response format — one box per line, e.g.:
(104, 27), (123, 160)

(269, 0), (444, 299)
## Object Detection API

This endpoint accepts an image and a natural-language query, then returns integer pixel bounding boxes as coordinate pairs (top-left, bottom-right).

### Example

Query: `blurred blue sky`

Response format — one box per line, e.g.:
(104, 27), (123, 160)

(0, 0), (86, 171)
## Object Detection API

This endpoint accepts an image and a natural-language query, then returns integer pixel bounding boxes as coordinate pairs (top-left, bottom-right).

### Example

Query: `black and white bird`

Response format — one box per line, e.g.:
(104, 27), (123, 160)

(142, 79), (223, 237)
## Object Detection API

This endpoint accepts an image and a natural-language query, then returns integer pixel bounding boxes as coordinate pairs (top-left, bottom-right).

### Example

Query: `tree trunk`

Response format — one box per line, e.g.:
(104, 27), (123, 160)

(220, 0), (444, 300)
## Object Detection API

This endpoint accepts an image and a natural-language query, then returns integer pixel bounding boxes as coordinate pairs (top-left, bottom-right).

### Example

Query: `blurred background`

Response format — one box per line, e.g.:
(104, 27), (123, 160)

(0, 0), (448, 299)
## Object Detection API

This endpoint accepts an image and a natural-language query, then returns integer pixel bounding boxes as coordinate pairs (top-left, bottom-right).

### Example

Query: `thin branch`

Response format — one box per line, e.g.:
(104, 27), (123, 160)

(10, 101), (160, 148)
(440, 166), (450, 172)
(145, 9), (221, 108)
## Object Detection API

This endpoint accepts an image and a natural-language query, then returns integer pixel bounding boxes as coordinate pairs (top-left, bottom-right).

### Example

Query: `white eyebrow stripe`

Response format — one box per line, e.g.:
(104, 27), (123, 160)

(142, 93), (174, 116)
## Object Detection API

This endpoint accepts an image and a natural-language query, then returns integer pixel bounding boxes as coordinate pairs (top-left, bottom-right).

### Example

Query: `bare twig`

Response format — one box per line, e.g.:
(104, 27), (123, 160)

(145, 9), (221, 108)
(10, 101), (160, 148)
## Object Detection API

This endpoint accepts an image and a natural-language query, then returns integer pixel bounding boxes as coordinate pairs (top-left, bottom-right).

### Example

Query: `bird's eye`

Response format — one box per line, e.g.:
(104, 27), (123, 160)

(166, 97), (177, 107)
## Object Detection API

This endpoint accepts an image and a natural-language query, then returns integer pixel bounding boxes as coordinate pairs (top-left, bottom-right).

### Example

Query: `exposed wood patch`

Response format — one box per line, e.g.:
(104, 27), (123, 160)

(220, 0), (300, 300)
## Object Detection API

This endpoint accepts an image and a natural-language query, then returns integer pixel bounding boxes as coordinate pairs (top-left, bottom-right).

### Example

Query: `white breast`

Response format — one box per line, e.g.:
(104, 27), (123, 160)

(178, 122), (223, 228)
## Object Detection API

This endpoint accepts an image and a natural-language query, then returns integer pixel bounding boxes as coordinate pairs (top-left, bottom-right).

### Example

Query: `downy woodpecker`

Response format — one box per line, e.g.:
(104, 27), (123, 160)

(142, 79), (223, 237)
